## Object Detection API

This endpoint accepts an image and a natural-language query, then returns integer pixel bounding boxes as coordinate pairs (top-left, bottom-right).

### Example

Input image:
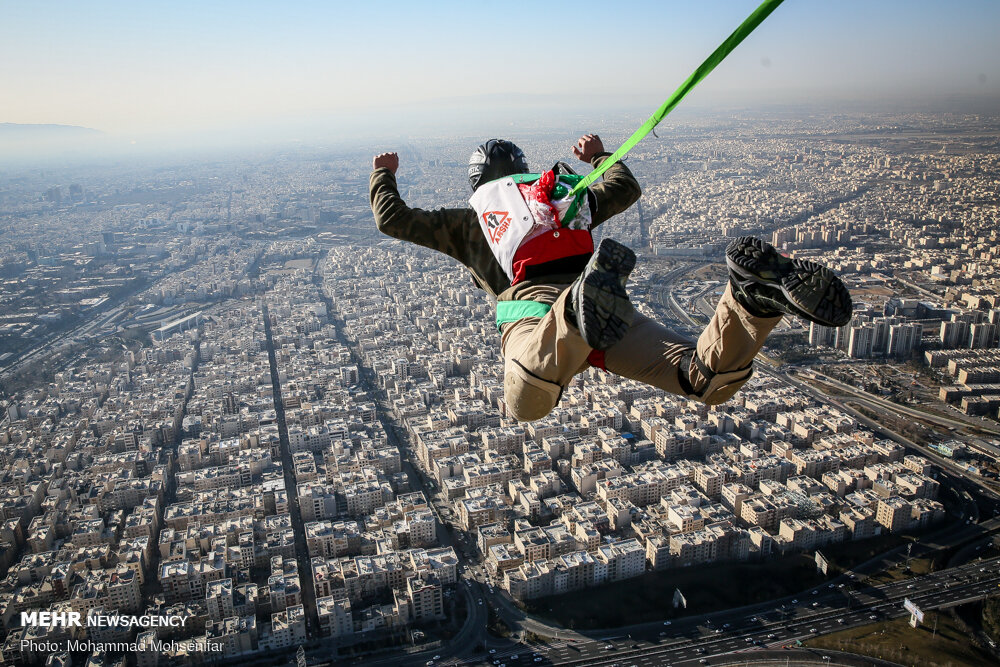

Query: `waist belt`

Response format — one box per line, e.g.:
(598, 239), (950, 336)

(495, 300), (552, 331)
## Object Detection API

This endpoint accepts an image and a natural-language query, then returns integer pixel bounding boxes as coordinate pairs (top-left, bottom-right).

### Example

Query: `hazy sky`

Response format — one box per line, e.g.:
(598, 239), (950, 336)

(2, 0), (998, 141)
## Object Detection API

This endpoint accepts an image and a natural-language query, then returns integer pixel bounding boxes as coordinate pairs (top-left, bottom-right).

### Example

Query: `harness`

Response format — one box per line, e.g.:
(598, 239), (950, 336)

(469, 170), (595, 330)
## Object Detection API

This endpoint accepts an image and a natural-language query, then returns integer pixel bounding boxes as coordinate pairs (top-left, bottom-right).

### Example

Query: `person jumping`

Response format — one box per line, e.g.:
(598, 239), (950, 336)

(370, 135), (851, 422)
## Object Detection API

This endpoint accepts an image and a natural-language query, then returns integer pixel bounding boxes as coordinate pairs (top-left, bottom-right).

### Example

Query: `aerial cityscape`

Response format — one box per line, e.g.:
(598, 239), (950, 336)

(3, 0), (1000, 665)
(2, 107), (1000, 667)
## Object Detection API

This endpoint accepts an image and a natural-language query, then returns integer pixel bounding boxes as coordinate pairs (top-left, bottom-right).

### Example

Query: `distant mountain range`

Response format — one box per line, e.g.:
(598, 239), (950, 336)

(0, 122), (102, 136)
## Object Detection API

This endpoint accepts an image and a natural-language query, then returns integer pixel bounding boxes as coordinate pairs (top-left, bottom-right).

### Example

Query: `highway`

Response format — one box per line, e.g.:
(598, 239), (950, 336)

(791, 367), (1000, 438)
(390, 558), (1000, 667)
(770, 365), (1000, 505)
(424, 557), (1000, 667)
(646, 261), (706, 333)
(0, 303), (125, 379)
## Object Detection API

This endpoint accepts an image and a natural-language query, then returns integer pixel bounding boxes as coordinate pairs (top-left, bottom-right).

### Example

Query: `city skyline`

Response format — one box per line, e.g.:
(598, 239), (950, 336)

(2, 0), (999, 151)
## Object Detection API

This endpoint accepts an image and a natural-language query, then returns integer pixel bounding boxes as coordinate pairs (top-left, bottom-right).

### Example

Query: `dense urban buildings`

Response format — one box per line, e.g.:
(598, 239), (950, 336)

(1, 111), (998, 664)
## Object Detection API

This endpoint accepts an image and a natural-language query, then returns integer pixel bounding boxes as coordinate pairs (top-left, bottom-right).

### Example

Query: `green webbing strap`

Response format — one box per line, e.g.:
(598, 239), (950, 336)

(570, 0), (786, 195)
(496, 300), (553, 331)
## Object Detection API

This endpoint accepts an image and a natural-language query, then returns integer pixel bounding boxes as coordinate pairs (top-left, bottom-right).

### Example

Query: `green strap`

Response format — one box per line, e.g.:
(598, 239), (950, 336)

(496, 300), (553, 330)
(570, 0), (785, 195)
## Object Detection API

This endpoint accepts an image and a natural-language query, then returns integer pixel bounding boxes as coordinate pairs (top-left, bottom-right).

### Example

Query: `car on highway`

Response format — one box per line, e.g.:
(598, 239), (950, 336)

(663, 620), (672, 625)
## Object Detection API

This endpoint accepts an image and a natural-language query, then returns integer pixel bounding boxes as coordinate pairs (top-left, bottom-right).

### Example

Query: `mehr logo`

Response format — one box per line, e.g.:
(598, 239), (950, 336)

(482, 211), (510, 244)
(22, 611), (83, 627)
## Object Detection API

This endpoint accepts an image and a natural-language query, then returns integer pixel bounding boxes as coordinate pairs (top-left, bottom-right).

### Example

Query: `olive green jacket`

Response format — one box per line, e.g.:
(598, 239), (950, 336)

(369, 152), (641, 301)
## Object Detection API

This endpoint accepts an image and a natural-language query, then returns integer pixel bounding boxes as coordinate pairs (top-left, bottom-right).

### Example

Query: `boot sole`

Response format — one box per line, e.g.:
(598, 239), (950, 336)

(576, 238), (636, 350)
(726, 236), (853, 327)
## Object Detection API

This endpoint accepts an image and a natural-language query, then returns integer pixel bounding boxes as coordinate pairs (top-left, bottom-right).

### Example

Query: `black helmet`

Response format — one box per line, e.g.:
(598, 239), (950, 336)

(468, 139), (528, 191)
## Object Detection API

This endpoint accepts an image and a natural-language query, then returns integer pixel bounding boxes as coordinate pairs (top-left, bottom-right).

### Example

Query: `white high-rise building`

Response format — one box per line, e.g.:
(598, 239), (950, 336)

(970, 323), (999, 349)
(940, 319), (970, 348)
(809, 323), (836, 348)
(888, 323), (922, 357)
(848, 325), (874, 359)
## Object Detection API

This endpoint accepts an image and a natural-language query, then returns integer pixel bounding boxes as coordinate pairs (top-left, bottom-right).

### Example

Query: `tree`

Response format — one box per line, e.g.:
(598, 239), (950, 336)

(982, 597), (1000, 643)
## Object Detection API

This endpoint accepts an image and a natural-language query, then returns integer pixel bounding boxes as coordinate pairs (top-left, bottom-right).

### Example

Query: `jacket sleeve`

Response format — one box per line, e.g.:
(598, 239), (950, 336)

(370, 167), (474, 265)
(587, 152), (642, 229)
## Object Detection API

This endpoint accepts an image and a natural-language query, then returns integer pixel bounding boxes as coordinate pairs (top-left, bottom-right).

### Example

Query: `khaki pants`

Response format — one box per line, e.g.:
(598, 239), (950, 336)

(500, 282), (781, 422)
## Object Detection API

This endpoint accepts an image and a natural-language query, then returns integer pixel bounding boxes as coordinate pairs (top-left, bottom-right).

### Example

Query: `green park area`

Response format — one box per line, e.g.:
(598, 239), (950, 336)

(805, 612), (995, 666)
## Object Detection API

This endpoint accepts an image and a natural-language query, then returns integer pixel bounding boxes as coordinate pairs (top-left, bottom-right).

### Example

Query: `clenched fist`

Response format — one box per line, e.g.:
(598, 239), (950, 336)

(572, 134), (604, 163)
(373, 152), (399, 174)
